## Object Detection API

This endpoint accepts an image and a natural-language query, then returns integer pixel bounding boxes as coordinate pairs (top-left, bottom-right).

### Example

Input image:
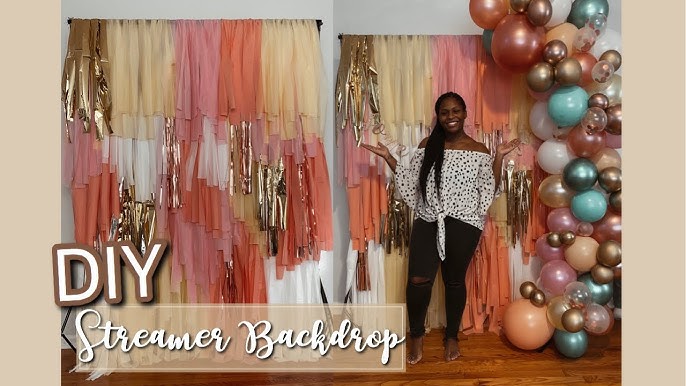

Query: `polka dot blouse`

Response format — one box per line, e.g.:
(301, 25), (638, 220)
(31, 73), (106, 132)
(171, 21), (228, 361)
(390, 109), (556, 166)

(395, 148), (497, 260)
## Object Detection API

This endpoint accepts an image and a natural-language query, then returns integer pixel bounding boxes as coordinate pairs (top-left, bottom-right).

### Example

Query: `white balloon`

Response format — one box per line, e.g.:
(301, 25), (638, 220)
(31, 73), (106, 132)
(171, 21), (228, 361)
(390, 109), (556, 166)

(537, 138), (577, 174)
(591, 28), (622, 60)
(545, 0), (573, 30)
(529, 101), (558, 141)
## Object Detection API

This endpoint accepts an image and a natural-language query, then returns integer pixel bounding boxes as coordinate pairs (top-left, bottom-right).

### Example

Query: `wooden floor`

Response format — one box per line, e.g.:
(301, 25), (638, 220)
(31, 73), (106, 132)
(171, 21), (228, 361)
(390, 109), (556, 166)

(62, 321), (621, 385)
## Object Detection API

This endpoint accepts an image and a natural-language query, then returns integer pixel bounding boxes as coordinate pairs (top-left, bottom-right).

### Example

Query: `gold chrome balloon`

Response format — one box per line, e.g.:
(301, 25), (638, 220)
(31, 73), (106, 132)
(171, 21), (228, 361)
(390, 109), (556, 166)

(598, 166), (621, 193)
(542, 39), (568, 65)
(561, 308), (585, 333)
(527, 62), (555, 92)
(591, 264), (615, 284)
(555, 57), (582, 86)
(530, 289), (547, 307)
(560, 230), (576, 245)
(597, 240), (621, 267)
(520, 281), (538, 299)
(609, 190), (621, 213)
(599, 49), (622, 71)
(547, 232), (562, 247)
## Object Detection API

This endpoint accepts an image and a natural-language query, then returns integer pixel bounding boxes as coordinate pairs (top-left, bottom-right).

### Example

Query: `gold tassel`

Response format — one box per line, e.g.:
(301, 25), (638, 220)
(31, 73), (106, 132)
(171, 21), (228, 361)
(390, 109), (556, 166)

(163, 117), (181, 209)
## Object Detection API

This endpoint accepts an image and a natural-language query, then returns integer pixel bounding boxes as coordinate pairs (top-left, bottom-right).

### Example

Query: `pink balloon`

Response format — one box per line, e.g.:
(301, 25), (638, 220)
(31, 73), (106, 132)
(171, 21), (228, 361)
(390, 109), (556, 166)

(539, 260), (578, 297)
(535, 233), (566, 262)
(547, 207), (581, 233)
(605, 133), (622, 149)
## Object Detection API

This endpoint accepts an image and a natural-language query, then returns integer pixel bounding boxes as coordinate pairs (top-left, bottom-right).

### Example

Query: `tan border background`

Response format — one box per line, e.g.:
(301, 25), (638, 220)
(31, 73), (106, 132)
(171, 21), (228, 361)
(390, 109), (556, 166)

(0, 0), (683, 384)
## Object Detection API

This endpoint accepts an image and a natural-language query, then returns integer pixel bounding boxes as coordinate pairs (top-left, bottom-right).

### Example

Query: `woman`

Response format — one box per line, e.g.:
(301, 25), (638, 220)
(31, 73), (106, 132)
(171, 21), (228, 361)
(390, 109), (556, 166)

(362, 91), (519, 364)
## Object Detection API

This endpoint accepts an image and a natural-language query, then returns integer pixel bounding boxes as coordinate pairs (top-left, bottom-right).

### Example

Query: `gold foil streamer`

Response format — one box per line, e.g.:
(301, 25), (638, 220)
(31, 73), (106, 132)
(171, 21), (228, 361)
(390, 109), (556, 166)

(222, 261), (238, 304)
(335, 35), (380, 145)
(241, 122), (253, 194)
(61, 19), (112, 142)
(356, 246), (370, 291)
(505, 160), (533, 246)
(257, 159), (288, 256)
(381, 179), (412, 256)
(163, 117), (181, 209)
(228, 124), (236, 196)
(117, 179), (157, 253)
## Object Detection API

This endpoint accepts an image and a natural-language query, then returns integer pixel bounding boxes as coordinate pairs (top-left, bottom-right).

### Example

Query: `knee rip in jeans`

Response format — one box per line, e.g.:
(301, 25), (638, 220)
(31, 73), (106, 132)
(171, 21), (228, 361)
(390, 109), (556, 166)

(409, 276), (432, 286)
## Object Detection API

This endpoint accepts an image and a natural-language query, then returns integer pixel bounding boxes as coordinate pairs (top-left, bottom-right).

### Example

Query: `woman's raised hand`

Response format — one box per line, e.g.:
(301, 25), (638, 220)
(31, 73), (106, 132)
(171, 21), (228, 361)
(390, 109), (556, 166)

(360, 142), (392, 161)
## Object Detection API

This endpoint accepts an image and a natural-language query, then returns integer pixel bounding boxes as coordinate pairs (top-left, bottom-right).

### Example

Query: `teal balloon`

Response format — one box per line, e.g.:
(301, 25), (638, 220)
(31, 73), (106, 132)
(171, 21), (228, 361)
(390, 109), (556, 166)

(563, 158), (598, 191)
(483, 29), (494, 56)
(567, 0), (610, 29)
(553, 329), (588, 358)
(547, 86), (589, 127)
(571, 190), (607, 222)
(578, 273), (613, 305)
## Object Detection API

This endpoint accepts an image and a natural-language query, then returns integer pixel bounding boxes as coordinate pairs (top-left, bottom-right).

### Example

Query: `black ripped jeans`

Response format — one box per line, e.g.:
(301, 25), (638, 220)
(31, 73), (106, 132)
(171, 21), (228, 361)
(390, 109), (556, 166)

(406, 217), (482, 340)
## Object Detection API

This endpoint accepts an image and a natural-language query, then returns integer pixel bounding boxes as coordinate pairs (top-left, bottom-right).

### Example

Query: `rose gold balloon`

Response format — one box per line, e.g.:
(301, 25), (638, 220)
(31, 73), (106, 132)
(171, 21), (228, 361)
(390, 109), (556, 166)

(539, 174), (575, 208)
(588, 93), (609, 110)
(560, 230), (576, 246)
(527, 0), (553, 27)
(605, 104), (622, 135)
(567, 124), (606, 158)
(590, 147), (621, 172)
(545, 23), (578, 56)
(577, 222), (594, 237)
(492, 14), (547, 73)
(547, 232), (562, 247)
(591, 211), (621, 244)
(542, 39), (567, 65)
(527, 62), (555, 92)
(510, 0), (531, 13)
(597, 240), (621, 267)
(591, 264), (615, 284)
(572, 52), (597, 87)
(469, 0), (509, 30)
(554, 57), (582, 86)
(598, 166), (621, 193)
(609, 190), (621, 213)
(561, 308), (585, 333)
(520, 281), (538, 298)
(599, 49), (622, 71)
(530, 289), (547, 307)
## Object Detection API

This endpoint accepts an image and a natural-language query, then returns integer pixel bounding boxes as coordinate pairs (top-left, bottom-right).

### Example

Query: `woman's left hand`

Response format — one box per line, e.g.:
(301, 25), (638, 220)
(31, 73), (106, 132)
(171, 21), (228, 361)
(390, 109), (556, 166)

(496, 138), (521, 157)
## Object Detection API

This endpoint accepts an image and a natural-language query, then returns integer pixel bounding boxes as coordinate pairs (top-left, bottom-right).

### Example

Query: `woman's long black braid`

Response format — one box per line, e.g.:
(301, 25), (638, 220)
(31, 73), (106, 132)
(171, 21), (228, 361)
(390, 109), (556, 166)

(418, 92), (466, 203)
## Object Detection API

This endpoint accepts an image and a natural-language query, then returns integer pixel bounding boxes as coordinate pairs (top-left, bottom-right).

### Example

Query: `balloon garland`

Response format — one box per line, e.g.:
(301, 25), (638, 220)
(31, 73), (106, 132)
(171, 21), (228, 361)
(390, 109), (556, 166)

(470, 0), (621, 357)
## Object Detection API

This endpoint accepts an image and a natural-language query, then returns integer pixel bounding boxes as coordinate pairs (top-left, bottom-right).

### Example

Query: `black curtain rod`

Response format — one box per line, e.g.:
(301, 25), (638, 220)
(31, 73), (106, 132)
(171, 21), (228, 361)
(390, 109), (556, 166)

(68, 17), (323, 32)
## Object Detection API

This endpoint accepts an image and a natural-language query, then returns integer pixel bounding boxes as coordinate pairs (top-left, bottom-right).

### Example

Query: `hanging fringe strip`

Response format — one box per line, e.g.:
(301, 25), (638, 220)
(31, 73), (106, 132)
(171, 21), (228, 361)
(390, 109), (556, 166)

(382, 179), (412, 256)
(163, 117), (181, 209)
(504, 160), (532, 247)
(117, 179), (157, 253)
(335, 35), (380, 145)
(62, 19), (112, 142)
(257, 159), (288, 256)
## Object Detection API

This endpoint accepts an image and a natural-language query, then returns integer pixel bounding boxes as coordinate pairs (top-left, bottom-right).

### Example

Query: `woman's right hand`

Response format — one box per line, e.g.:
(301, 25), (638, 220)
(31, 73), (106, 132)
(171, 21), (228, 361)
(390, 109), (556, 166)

(360, 142), (392, 161)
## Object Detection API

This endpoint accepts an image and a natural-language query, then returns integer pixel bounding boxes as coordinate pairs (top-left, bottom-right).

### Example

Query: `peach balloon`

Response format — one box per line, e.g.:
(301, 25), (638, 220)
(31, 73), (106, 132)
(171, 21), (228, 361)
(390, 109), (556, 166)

(590, 147), (621, 172)
(572, 51), (597, 87)
(564, 236), (599, 272)
(491, 14), (547, 73)
(469, 0), (509, 30)
(503, 299), (556, 350)
(545, 23), (578, 56)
